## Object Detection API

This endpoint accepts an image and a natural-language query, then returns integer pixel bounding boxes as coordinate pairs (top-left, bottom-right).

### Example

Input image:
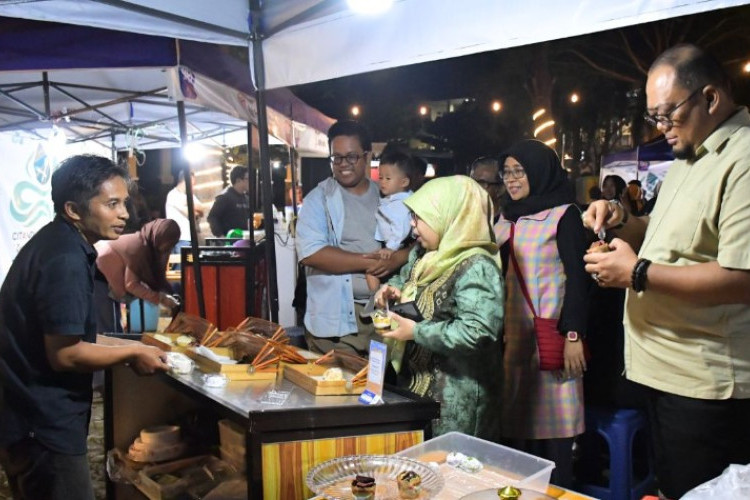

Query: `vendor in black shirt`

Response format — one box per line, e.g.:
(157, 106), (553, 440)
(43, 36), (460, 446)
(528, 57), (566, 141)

(207, 165), (250, 237)
(0, 155), (169, 500)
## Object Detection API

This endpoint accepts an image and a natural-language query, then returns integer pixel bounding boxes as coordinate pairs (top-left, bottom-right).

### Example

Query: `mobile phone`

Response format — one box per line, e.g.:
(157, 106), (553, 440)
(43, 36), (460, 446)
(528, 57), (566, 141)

(391, 301), (424, 322)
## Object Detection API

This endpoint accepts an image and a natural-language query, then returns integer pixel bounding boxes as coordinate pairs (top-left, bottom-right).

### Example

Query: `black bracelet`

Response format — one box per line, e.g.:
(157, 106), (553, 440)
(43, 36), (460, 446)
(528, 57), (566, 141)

(631, 258), (652, 292)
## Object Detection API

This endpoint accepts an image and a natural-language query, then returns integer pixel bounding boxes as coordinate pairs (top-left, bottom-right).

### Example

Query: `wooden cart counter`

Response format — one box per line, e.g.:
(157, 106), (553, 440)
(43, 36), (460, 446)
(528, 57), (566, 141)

(105, 364), (439, 499)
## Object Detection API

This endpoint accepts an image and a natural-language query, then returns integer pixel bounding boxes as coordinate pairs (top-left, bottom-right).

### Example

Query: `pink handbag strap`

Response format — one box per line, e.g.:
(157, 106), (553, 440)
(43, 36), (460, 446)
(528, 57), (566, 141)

(508, 223), (539, 318)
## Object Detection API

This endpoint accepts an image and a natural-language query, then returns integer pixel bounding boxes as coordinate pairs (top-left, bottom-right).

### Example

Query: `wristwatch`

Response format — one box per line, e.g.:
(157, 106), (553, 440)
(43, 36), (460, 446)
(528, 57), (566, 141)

(566, 331), (580, 342)
(608, 199), (629, 228)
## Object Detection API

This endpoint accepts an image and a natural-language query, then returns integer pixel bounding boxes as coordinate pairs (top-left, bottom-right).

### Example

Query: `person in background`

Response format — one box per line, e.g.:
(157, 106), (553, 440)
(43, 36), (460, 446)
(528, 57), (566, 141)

(584, 43), (750, 499)
(0, 155), (169, 500)
(495, 139), (590, 487)
(366, 150), (417, 292)
(123, 181), (152, 233)
(626, 179), (645, 215)
(470, 156), (506, 221)
(642, 180), (662, 215)
(295, 120), (409, 356)
(94, 219), (181, 332)
(587, 185), (602, 202)
(375, 175), (504, 439)
(600, 174), (627, 204)
(411, 156), (428, 190)
(164, 170), (206, 253)
(207, 166), (250, 237)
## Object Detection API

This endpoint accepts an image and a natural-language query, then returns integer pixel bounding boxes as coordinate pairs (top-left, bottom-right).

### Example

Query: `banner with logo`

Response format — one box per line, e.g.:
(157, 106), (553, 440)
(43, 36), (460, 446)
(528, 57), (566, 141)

(0, 131), (108, 285)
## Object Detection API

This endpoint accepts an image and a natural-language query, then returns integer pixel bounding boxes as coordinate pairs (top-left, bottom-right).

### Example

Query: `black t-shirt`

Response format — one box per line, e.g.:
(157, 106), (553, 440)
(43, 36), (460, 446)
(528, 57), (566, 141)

(207, 187), (250, 237)
(0, 217), (98, 454)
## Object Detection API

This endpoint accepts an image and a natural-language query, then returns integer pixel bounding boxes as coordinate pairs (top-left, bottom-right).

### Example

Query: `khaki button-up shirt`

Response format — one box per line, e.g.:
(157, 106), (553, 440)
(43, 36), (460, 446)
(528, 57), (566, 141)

(625, 108), (750, 399)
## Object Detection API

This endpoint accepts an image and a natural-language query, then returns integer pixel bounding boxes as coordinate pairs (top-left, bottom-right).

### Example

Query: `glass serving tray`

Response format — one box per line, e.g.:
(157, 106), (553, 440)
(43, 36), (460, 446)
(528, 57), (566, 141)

(306, 454), (444, 499)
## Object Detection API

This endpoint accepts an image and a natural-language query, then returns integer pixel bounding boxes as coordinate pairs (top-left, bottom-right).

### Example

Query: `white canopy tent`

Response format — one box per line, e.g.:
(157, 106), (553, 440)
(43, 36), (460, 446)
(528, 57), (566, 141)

(2, 0), (747, 325)
(1, 0), (748, 89)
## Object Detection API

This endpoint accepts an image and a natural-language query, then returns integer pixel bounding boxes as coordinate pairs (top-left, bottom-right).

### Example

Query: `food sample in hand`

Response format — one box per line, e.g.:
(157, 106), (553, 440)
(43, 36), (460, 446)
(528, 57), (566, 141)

(351, 475), (376, 499)
(587, 240), (612, 253)
(372, 310), (392, 332)
(396, 469), (422, 499)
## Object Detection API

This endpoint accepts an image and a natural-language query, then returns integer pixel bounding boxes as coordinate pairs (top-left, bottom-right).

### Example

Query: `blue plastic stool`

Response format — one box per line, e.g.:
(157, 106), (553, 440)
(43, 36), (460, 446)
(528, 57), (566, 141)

(127, 298), (159, 332)
(576, 407), (655, 500)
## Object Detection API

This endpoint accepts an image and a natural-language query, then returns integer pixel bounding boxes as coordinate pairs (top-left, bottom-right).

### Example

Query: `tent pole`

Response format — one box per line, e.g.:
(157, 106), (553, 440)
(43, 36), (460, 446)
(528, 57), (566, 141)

(178, 100), (206, 318)
(288, 125), (299, 217)
(42, 71), (50, 117)
(246, 124), (257, 318)
(110, 131), (117, 163)
(250, 1), (279, 323)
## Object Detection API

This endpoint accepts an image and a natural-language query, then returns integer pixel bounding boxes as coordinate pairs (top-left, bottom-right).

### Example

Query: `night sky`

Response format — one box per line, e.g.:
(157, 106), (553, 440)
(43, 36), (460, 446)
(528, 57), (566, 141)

(291, 4), (750, 146)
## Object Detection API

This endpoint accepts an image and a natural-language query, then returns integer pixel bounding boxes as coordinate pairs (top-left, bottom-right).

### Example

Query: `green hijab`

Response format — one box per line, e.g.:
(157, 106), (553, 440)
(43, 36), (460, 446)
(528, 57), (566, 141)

(401, 176), (501, 304)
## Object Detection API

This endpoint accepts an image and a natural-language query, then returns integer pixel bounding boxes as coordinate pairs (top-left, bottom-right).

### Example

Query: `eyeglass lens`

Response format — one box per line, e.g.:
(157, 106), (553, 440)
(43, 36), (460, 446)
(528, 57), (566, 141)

(330, 153), (364, 165)
(502, 169), (525, 180)
(643, 86), (703, 127)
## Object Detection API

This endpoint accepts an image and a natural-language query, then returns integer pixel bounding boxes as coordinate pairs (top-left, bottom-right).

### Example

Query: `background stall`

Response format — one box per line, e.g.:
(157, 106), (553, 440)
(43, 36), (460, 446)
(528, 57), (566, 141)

(600, 137), (674, 200)
(0, 17), (334, 326)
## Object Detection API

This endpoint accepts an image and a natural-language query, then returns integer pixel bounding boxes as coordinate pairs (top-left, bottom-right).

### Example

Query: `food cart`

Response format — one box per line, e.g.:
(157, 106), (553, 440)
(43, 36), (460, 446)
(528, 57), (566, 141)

(105, 352), (439, 499)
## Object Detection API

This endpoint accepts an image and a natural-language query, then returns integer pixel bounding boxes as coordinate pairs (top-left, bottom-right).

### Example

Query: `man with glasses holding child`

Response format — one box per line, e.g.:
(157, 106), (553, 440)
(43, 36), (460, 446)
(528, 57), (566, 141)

(296, 120), (409, 356)
(583, 44), (750, 498)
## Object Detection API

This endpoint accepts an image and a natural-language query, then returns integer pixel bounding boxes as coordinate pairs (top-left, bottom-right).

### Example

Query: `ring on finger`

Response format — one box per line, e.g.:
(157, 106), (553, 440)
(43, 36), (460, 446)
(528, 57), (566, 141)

(591, 272), (600, 282)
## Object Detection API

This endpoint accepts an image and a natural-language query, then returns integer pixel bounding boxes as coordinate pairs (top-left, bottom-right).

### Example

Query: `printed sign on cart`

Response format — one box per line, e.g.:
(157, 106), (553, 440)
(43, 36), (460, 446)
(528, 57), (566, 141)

(359, 340), (387, 405)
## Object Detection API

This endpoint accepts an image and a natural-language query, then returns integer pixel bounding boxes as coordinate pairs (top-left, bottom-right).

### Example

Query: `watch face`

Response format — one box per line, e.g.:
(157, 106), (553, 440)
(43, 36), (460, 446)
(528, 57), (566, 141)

(566, 331), (579, 341)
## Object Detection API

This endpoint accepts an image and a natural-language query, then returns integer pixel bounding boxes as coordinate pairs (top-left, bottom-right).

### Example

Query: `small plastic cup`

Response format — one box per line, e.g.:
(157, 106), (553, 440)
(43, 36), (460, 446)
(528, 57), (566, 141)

(371, 308), (392, 334)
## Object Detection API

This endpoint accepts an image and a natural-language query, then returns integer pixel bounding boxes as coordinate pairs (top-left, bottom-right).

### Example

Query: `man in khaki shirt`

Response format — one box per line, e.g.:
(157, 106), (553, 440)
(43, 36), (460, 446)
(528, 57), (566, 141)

(583, 44), (750, 499)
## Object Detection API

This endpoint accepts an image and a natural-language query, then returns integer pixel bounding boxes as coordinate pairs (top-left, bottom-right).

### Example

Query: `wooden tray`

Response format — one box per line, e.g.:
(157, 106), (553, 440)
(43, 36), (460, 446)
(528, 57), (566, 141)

(141, 333), (191, 353)
(185, 347), (278, 381)
(136, 455), (234, 500)
(284, 363), (366, 396)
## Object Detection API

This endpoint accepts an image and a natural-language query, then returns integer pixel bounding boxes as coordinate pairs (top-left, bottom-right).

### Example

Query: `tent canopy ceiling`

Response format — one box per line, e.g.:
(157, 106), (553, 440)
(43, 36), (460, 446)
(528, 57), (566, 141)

(0, 0), (748, 89)
(0, 16), (333, 152)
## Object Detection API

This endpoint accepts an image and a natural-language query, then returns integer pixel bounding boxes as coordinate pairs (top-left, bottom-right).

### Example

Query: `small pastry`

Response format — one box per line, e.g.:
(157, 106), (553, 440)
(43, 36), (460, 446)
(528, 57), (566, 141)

(175, 334), (195, 347)
(351, 475), (376, 499)
(322, 367), (344, 381)
(397, 470), (422, 499)
(446, 451), (483, 473)
(587, 240), (612, 253)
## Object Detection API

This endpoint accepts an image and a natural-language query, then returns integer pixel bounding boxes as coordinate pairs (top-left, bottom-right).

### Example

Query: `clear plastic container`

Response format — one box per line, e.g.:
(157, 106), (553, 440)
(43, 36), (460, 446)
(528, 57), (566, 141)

(396, 432), (554, 495)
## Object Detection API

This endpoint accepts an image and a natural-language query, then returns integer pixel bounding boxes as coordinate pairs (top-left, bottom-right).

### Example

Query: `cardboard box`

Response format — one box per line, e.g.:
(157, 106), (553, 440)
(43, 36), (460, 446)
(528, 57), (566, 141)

(217, 419), (245, 450)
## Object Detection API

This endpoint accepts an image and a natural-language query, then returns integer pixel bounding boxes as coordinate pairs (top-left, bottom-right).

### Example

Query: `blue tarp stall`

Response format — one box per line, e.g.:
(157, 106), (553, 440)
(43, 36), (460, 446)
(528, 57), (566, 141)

(600, 137), (674, 200)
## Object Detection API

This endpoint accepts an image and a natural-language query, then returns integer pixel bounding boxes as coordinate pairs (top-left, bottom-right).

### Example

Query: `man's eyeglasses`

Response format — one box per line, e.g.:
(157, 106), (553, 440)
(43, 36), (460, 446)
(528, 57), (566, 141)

(643, 86), (704, 128)
(502, 168), (526, 181)
(410, 212), (421, 224)
(329, 152), (368, 166)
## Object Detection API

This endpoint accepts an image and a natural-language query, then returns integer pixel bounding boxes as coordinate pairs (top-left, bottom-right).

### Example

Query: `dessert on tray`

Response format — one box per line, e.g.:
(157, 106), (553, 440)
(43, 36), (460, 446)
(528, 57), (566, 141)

(397, 469), (422, 498)
(351, 474), (376, 499)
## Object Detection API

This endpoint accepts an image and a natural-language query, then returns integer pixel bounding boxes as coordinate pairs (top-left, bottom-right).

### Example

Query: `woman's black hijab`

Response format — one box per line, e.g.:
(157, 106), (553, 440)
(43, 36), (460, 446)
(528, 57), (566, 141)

(500, 139), (575, 222)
